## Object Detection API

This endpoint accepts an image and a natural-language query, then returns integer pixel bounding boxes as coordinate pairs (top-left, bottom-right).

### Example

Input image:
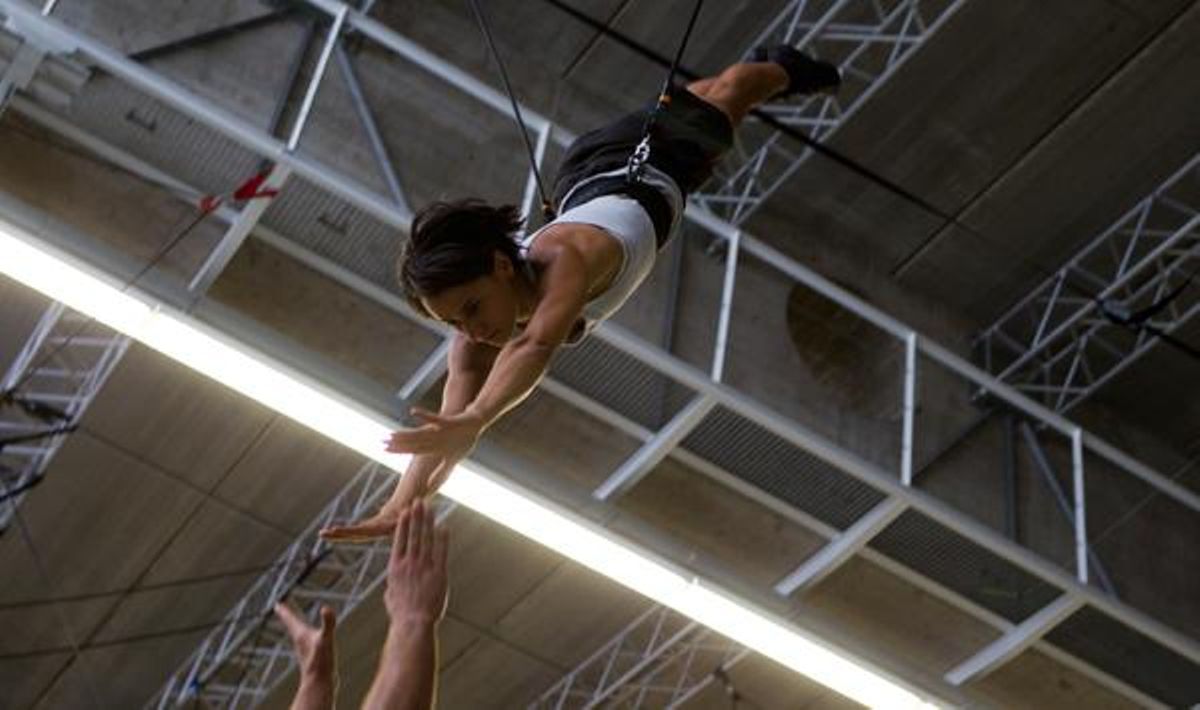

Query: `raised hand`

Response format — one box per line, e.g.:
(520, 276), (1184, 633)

(385, 500), (449, 624)
(386, 407), (482, 468)
(274, 602), (337, 710)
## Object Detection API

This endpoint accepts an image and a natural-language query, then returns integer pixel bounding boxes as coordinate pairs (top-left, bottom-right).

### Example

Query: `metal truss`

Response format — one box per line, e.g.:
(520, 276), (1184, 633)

(3, 1), (1200, 705)
(149, 461), (455, 710)
(977, 151), (1200, 413)
(529, 605), (747, 710)
(691, 0), (966, 225)
(0, 302), (129, 533)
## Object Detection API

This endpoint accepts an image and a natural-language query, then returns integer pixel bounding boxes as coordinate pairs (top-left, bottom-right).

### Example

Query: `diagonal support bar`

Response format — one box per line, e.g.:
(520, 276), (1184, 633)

(774, 497), (906, 596)
(945, 594), (1084, 686)
(592, 394), (716, 501)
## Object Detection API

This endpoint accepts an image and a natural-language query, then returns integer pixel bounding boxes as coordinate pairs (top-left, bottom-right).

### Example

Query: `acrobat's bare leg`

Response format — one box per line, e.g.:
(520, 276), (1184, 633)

(686, 48), (839, 126)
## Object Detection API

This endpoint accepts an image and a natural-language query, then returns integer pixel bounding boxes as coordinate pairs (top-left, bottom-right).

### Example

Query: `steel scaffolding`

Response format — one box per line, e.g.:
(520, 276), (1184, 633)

(977, 151), (1200, 413)
(149, 461), (455, 709)
(691, 0), (966, 226)
(0, 303), (129, 533)
(0, 0), (1197, 705)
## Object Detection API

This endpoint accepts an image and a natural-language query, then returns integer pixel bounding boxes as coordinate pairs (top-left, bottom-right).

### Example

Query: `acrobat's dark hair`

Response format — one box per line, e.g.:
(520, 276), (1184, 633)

(398, 199), (525, 316)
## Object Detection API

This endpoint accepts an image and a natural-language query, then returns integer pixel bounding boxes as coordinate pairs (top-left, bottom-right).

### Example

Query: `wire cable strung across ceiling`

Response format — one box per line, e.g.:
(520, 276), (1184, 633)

(531, 0), (1200, 368)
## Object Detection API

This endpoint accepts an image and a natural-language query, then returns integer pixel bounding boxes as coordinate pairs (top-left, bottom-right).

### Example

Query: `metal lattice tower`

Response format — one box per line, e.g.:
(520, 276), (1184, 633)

(149, 462), (454, 709)
(976, 151), (1200, 413)
(0, 302), (129, 532)
(529, 605), (748, 710)
(692, 0), (966, 226)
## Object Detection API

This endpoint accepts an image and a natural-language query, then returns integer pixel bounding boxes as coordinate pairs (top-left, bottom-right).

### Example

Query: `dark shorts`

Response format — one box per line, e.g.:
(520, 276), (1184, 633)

(551, 88), (734, 245)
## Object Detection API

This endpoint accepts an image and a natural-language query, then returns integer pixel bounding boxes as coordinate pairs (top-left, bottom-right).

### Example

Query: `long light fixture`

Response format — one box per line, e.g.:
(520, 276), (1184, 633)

(0, 214), (942, 708)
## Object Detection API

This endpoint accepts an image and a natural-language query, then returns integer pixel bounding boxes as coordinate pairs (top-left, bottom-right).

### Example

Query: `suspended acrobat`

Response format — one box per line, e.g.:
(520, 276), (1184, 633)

(321, 42), (840, 541)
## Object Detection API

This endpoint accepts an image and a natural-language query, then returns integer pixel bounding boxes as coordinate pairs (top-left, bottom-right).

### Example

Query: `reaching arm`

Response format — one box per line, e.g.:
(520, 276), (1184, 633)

(320, 337), (496, 542)
(391, 336), (498, 503)
(274, 603), (337, 710)
(462, 243), (589, 425)
(381, 241), (590, 491)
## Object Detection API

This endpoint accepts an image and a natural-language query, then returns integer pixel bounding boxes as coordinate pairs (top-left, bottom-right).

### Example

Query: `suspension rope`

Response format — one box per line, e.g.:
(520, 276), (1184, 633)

(626, 0), (705, 183)
(535, 0), (1200, 368)
(468, 0), (556, 222)
(2, 169), (278, 400)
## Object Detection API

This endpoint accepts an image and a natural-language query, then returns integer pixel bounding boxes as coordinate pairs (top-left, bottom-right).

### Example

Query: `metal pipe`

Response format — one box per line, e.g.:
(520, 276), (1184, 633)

(301, 0), (563, 138)
(711, 229), (740, 382)
(1018, 422), (1117, 595)
(287, 5), (346, 150)
(1072, 428), (1087, 584)
(901, 331), (916, 485)
(0, 0), (410, 229)
(334, 43), (409, 211)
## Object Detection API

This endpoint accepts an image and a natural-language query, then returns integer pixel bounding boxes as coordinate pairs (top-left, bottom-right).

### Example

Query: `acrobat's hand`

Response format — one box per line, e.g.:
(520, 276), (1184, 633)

(385, 408), (483, 473)
(319, 506), (401, 543)
(274, 602), (337, 683)
(320, 455), (445, 543)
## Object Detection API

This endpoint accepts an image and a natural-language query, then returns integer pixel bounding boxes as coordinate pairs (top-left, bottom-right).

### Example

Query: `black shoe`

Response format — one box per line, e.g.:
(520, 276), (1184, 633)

(750, 45), (841, 98)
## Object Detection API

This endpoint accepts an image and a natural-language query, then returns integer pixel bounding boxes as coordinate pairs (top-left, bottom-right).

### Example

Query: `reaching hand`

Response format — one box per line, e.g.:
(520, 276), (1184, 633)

(320, 454), (441, 543)
(274, 602), (337, 683)
(385, 407), (483, 483)
(385, 500), (449, 624)
(319, 503), (404, 543)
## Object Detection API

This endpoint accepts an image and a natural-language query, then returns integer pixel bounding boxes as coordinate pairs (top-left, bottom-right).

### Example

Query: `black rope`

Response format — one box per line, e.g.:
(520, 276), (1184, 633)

(0, 560), (282, 610)
(627, 0), (705, 183)
(538, 0), (949, 224)
(536, 0), (1200, 368)
(467, 0), (556, 222)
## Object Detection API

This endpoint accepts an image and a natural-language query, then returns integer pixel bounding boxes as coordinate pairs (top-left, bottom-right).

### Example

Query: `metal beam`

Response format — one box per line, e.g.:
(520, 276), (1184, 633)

(977, 151), (1200, 413)
(334, 44), (409, 212)
(592, 395), (716, 501)
(1019, 422), (1116, 596)
(0, 0), (411, 230)
(126, 9), (296, 63)
(945, 594), (1084, 686)
(187, 7), (347, 294)
(773, 498), (905, 596)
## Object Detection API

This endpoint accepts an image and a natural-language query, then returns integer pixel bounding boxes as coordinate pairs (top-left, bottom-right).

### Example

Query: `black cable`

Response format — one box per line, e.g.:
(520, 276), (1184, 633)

(0, 612), (270, 661)
(467, 0), (556, 221)
(0, 561), (280, 610)
(627, 0), (705, 182)
(536, 0), (1200, 368)
(537, 0), (955, 231)
(0, 473), (45, 505)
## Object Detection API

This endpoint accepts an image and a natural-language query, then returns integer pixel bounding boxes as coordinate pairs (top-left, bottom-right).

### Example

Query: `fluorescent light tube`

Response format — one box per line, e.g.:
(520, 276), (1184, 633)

(0, 215), (941, 708)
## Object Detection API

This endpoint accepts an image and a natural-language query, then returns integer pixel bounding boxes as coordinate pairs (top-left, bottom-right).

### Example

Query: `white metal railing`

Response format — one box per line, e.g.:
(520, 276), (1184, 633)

(1, 0), (1196, 703)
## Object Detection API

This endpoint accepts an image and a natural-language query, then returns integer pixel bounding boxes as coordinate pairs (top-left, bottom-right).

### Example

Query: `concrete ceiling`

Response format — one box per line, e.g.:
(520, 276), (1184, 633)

(1, 0), (1199, 708)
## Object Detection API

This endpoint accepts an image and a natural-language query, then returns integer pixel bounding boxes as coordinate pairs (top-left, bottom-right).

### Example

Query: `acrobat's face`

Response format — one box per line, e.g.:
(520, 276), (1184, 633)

(420, 251), (522, 348)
